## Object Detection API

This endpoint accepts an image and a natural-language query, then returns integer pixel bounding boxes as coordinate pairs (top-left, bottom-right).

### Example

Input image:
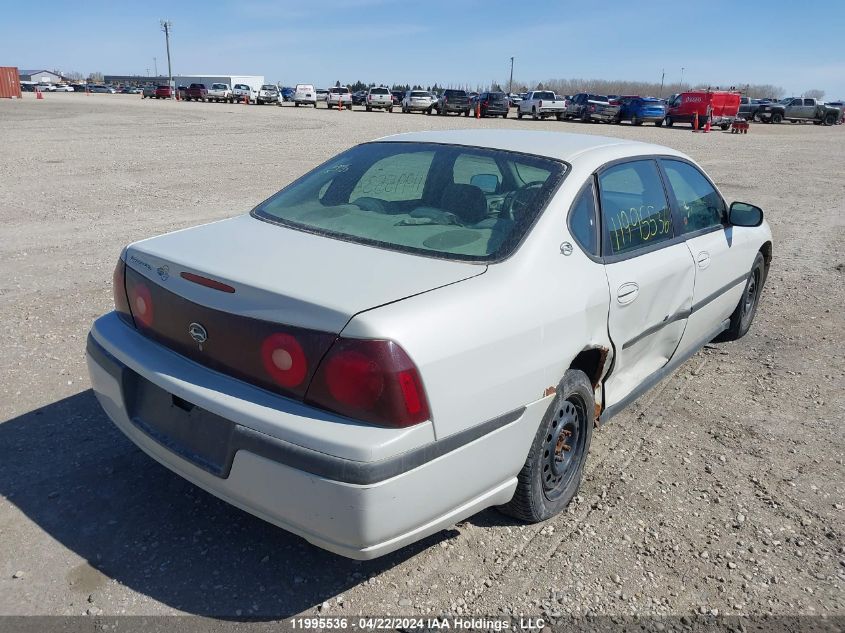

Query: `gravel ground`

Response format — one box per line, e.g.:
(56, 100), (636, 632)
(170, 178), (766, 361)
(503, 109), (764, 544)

(0, 93), (843, 620)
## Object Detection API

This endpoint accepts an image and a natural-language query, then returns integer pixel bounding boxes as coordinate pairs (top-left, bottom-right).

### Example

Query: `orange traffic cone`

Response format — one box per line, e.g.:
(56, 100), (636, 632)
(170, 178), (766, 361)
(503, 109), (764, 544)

(703, 116), (711, 133)
(693, 111), (699, 131)
(36, 89), (43, 100)
(242, 94), (248, 104)
(476, 101), (481, 119)
(175, 90), (180, 101)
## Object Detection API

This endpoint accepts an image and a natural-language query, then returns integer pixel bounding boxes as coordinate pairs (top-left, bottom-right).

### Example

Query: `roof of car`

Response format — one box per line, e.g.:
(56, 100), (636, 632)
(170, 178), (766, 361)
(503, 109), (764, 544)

(376, 130), (685, 164)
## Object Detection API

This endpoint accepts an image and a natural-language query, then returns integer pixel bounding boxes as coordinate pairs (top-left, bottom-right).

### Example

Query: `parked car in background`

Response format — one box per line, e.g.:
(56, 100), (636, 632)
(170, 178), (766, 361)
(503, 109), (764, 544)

(35, 83), (56, 92)
(508, 93), (522, 107)
(435, 89), (470, 116)
(517, 90), (566, 120)
(664, 90), (740, 130)
(281, 87), (295, 102)
(470, 91), (510, 118)
(294, 84), (317, 107)
(90, 85), (116, 94)
(316, 89), (329, 103)
(616, 96), (666, 126)
(207, 83), (233, 103)
(761, 97), (841, 126)
(53, 84), (75, 92)
(142, 86), (157, 99)
(69, 83), (88, 92)
(738, 96), (763, 121)
(352, 90), (367, 106)
(232, 83), (257, 104)
(564, 93), (613, 122)
(827, 101), (844, 124)
(401, 90), (436, 113)
(327, 86), (353, 109)
(89, 130), (772, 560)
(184, 84), (208, 101)
(365, 86), (393, 112)
(390, 90), (404, 107)
(257, 84), (281, 105)
(154, 85), (172, 99)
(177, 86), (188, 100)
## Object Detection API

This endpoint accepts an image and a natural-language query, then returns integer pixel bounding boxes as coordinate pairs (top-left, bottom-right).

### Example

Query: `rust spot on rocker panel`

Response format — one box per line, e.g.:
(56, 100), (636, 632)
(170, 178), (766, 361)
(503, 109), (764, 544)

(544, 386), (557, 397)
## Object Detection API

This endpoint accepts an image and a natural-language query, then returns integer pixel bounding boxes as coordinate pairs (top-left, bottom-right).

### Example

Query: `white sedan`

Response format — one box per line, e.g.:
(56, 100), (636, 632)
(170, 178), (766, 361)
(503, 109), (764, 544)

(87, 131), (772, 559)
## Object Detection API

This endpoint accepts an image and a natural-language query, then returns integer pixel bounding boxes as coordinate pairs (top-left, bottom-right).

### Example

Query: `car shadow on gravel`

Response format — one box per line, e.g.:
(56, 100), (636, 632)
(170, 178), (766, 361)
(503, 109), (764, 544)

(0, 390), (454, 618)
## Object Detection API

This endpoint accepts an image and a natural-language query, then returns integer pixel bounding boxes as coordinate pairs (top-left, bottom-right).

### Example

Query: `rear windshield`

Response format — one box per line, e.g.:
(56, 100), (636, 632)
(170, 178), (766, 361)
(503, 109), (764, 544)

(235, 84), (248, 90)
(410, 91), (429, 97)
(370, 88), (389, 95)
(253, 142), (568, 262)
(587, 94), (607, 102)
(488, 92), (507, 100)
(444, 90), (467, 97)
(211, 83), (228, 89)
(330, 88), (349, 93)
(534, 91), (555, 100)
(261, 85), (276, 90)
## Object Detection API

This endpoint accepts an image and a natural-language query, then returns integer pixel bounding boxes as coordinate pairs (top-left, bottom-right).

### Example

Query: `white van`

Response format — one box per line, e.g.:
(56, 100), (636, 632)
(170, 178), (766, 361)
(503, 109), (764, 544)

(294, 84), (317, 107)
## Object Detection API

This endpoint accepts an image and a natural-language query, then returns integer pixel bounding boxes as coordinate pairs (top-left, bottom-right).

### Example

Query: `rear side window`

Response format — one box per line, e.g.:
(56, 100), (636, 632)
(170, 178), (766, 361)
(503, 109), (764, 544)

(598, 160), (673, 255)
(568, 182), (598, 256)
(661, 160), (724, 233)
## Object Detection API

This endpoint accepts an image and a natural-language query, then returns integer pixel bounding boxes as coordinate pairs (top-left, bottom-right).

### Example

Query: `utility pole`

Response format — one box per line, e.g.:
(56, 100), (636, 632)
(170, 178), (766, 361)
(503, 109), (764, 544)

(508, 56), (514, 94)
(680, 67), (685, 87)
(153, 56), (158, 77)
(660, 68), (665, 94)
(160, 20), (173, 99)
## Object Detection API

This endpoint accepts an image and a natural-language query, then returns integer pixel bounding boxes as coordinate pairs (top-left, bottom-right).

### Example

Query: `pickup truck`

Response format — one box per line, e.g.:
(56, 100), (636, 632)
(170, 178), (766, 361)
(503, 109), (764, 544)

(563, 93), (619, 123)
(257, 84), (281, 105)
(233, 83), (257, 104)
(206, 83), (232, 103)
(757, 97), (841, 126)
(517, 91), (566, 120)
(738, 96), (764, 121)
(185, 83), (208, 102)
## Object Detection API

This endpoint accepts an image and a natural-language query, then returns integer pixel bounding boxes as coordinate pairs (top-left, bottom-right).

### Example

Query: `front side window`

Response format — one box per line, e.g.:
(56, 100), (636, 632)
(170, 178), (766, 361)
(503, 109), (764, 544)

(661, 160), (724, 233)
(598, 160), (673, 255)
(254, 142), (568, 261)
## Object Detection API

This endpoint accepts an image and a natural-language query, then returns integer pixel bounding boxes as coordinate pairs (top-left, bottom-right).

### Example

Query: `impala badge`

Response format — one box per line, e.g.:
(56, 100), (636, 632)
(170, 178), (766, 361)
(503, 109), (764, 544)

(188, 322), (208, 350)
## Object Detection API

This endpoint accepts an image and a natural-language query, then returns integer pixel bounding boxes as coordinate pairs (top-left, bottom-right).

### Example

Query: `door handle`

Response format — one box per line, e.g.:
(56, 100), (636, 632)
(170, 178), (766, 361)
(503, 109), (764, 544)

(697, 251), (711, 269)
(617, 282), (639, 305)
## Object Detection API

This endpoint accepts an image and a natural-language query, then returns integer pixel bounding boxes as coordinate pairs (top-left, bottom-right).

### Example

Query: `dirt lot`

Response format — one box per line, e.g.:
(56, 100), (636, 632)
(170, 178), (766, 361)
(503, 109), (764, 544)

(0, 93), (842, 620)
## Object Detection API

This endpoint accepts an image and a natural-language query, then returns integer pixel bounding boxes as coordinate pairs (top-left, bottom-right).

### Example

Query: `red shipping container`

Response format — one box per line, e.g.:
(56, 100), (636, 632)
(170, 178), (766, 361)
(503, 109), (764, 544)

(0, 66), (22, 99)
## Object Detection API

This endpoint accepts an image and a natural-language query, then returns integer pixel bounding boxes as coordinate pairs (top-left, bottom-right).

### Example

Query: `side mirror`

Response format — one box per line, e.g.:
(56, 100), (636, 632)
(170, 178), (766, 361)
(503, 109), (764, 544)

(729, 202), (764, 227)
(470, 173), (500, 194)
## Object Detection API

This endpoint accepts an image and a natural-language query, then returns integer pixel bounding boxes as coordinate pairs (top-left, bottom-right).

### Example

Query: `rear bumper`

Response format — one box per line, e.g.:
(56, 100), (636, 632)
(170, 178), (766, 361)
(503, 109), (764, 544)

(86, 313), (543, 559)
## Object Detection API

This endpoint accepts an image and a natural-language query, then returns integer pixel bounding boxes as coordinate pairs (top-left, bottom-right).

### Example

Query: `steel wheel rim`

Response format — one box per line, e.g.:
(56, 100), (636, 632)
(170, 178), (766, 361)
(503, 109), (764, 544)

(541, 396), (587, 500)
(742, 268), (760, 318)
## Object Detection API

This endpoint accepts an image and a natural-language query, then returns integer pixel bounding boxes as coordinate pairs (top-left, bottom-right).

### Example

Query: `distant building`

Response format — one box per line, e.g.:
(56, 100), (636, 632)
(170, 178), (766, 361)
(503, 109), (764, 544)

(19, 69), (65, 84)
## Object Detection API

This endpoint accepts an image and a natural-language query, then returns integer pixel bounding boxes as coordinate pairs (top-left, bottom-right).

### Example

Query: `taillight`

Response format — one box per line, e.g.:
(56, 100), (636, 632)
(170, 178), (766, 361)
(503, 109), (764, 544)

(125, 273), (154, 328)
(112, 259), (133, 326)
(306, 338), (430, 428)
(589, 104), (596, 112)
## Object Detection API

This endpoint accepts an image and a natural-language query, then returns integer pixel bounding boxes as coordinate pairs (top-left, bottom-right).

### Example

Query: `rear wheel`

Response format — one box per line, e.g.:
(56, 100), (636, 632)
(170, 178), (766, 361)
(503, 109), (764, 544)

(719, 252), (766, 341)
(532, 107), (539, 121)
(502, 112), (508, 118)
(771, 113), (783, 124)
(517, 110), (523, 119)
(664, 115), (673, 127)
(720, 123), (730, 130)
(631, 115), (640, 126)
(499, 369), (594, 522)
(824, 112), (836, 126)
(655, 118), (663, 127)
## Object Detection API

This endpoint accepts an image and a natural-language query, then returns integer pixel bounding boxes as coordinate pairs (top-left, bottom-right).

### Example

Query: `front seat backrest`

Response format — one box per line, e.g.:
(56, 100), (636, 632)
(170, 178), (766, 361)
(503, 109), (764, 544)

(440, 184), (488, 225)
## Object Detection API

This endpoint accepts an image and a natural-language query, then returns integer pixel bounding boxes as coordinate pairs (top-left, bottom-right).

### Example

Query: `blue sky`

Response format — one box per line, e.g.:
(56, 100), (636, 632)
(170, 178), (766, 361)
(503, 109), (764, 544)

(2, 0), (843, 98)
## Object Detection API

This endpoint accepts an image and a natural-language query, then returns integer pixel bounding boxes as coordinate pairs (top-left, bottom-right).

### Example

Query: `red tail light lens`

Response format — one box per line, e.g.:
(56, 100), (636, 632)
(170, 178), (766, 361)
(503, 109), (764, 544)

(306, 338), (430, 428)
(112, 259), (133, 325)
(126, 277), (154, 328)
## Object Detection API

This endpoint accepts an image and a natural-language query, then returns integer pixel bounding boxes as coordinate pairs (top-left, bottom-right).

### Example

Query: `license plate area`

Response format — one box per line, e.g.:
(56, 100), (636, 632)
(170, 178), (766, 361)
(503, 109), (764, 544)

(123, 370), (236, 476)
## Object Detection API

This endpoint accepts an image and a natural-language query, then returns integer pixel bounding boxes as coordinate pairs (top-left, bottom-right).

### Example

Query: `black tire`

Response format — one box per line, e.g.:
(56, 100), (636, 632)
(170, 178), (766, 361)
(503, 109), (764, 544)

(532, 107), (539, 121)
(632, 115), (640, 126)
(556, 113), (563, 121)
(655, 118), (663, 127)
(719, 252), (766, 342)
(771, 113), (783, 124)
(388, 106), (393, 113)
(720, 123), (730, 131)
(581, 111), (590, 123)
(823, 113), (836, 126)
(664, 115), (673, 127)
(517, 110), (523, 119)
(499, 369), (594, 522)
(502, 112), (508, 118)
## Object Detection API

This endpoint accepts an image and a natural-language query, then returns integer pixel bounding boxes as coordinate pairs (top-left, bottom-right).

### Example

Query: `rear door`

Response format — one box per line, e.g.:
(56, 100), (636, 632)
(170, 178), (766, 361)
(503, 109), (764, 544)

(659, 159), (749, 354)
(598, 159), (696, 407)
